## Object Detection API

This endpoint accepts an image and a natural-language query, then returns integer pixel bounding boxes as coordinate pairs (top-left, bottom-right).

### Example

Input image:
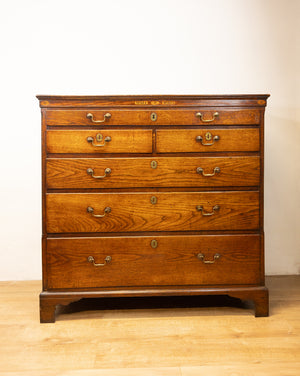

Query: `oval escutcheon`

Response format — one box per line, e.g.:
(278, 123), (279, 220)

(150, 196), (157, 205)
(205, 132), (212, 141)
(151, 112), (157, 121)
(151, 239), (158, 248)
(151, 160), (158, 169)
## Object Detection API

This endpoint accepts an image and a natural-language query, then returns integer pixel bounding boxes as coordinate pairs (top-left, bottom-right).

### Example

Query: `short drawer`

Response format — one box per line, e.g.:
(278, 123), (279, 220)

(46, 235), (261, 289)
(46, 129), (153, 154)
(46, 191), (259, 233)
(156, 128), (260, 153)
(46, 156), (260, 189)
(45, 109), (260, 126)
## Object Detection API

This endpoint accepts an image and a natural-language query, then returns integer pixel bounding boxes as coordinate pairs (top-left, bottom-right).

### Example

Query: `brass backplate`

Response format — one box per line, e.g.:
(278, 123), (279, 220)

(96, 133), (103, 142)
(151, 239), (158, 248)
(205, 132), (212, 141)
(151, 112), (157, 121)
(151, 160), (158, 169)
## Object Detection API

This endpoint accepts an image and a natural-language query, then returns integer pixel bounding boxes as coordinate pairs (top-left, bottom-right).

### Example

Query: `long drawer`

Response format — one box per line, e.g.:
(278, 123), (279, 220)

(46, 235), (261, 289)
(45, 109), (260, 126)
(46, 191), (259, 233)
(156, 128), (260, 152)
(46, 129), (153, 154)
(46, 156), (260, 188)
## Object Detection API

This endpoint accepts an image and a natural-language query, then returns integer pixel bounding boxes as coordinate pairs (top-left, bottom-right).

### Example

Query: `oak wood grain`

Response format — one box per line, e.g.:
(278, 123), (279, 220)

(46, 129), (153, 154)
(46, 235), (261, 289)
(156, 128), (260, 152)
(46, 191), (260, 233)
(46, 156), (260, 189)
(45, 109), (260, 126)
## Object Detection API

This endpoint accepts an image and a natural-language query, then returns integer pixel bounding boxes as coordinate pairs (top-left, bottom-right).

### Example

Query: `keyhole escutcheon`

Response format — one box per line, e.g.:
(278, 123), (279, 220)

(205, 132), (212, 141)
(151, 112), (157, 121)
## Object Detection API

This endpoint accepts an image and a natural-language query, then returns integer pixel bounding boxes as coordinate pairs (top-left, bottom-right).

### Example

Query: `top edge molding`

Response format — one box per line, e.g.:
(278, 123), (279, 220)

(37, 94), (270, 100)
(36, 94), (270, 108)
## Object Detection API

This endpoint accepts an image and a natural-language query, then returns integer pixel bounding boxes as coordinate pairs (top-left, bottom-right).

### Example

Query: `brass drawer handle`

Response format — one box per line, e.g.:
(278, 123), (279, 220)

(196, 205), (220, 216)
(87, 112), (111, 123)
(87, 255), (112, 266)
(87, 135), (111, 147)
(197, 253), (220, 264)
(196, 167), (220, 177)
(195, 135), (220, 146)
(87, 167), (111, 179)
(87, 206), (111, 217)
(196, 112), (219, 122)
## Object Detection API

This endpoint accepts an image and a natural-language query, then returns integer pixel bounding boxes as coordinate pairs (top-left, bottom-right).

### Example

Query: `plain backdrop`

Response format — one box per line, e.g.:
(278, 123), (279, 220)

(0, 0), (299, 280)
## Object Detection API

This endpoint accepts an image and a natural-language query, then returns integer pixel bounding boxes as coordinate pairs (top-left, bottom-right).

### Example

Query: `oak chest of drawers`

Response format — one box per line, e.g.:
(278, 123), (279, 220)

(38, 94), (269, 322)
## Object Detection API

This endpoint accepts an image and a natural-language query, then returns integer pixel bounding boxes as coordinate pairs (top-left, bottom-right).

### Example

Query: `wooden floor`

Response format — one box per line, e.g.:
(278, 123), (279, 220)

(0, 276), (299, 375)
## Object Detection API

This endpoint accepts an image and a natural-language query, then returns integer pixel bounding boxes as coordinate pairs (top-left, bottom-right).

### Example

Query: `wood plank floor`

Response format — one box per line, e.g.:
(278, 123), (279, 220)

(0, 276), (299, 375)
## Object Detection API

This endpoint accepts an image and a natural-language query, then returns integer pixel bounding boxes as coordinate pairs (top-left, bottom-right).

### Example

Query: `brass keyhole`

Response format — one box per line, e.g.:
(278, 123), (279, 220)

(151, 240), (158, 248)
(96, 133), (103, 142)
(151, 112), (157, 121)
(150, 196), (157, 205)
(205, 132), (212, 141)
(151, 160), (158, 169)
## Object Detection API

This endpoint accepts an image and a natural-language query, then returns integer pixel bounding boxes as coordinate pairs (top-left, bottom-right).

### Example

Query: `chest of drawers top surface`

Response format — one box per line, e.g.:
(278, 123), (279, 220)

(38, 94), (269, 322)
(37, 94), (269, 105)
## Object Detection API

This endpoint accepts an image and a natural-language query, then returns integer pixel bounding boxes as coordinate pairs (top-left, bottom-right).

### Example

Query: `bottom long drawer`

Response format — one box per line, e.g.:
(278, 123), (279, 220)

(46, 235), (261, 289)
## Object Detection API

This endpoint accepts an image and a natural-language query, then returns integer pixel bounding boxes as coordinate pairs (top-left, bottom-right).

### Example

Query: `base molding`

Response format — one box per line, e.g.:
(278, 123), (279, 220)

(40, 286), (269, 323)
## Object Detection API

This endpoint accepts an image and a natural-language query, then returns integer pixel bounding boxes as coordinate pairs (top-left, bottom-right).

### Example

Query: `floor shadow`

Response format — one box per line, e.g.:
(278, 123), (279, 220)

(57, 295), (253, 320)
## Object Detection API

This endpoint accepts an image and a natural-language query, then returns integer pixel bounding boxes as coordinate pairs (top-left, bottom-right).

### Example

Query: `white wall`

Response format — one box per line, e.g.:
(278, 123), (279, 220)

(0, 0), (299, 280)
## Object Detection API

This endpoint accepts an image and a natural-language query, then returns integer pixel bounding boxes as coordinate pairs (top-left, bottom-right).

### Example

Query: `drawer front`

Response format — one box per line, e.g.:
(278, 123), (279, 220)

(47, 156), (260, 189)
(45, 109), (260, 126)
(46, 235), (261, 289)
(46, 129), (153, 154)
(46, 191), (259, 233)
(156, 128), (260, 153)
